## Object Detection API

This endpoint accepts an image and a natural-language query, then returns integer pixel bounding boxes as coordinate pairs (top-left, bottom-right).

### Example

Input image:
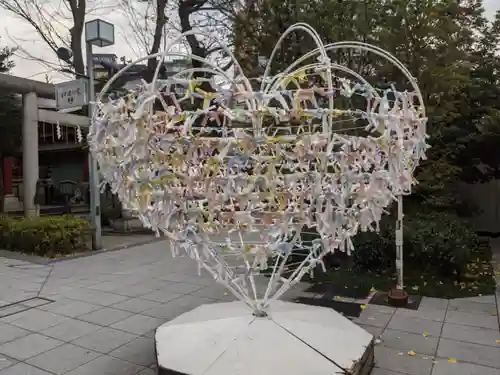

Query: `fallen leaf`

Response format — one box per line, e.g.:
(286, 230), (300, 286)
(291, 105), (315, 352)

(448, 358), (457, 363)
(422, 332), (429, 337)
(408, 350), (416, 356)
(370, 287), (377, 292)
(361, 304), (367, 309)
(495, 340), (500, 344)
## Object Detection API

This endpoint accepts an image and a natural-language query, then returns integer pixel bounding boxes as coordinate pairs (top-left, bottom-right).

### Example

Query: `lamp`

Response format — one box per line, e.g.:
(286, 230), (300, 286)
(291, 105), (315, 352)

(85, 19), (115, 47)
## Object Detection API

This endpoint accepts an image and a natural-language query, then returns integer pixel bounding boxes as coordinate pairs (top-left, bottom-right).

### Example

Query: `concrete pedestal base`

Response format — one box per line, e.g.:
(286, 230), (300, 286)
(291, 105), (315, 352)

(155, 301), (374, 375)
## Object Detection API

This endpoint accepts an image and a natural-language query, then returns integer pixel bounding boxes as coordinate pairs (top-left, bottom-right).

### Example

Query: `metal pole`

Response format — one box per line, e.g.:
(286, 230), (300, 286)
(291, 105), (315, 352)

(395, 194), (404, 290)
(86, 42), (102, 250)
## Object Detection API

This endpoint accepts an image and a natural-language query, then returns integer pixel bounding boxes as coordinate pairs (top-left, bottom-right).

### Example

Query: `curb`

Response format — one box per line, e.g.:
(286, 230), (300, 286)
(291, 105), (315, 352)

(0, 237), (165, 266)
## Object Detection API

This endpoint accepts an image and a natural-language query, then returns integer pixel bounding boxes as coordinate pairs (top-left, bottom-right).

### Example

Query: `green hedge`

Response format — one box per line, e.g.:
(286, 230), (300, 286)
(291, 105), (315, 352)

(352, 212), (483, 279)
(0, 215), (91, 257)
(301, 211), (485, 280)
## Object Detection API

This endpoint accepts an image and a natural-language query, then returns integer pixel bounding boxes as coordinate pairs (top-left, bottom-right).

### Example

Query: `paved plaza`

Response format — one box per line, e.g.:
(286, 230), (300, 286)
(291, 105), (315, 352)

(0, 240), (499, 375)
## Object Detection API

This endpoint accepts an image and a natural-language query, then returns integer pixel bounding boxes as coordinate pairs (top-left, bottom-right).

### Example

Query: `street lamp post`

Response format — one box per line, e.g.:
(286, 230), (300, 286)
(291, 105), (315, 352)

(85, 19), (115, 250)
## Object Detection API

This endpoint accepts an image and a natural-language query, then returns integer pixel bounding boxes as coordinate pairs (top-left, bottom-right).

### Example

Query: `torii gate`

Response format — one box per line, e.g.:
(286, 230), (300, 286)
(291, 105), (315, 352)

(0, 73), (89, 217)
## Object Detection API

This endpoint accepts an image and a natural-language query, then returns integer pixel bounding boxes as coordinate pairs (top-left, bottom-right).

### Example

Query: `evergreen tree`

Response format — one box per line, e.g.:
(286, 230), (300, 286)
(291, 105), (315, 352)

(233, 0), (500, 212)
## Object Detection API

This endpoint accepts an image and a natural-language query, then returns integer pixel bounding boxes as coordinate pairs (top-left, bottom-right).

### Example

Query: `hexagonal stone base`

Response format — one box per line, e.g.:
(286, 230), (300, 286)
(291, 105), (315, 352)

(155, 301), (374, 375)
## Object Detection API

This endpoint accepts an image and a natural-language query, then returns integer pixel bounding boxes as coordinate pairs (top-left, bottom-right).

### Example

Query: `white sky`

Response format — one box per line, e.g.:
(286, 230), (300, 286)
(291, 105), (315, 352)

(0, 0), (498, 83)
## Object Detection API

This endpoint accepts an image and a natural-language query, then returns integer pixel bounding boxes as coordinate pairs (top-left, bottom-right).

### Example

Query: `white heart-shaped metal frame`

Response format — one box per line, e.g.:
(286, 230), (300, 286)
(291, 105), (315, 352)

(88, 23), (428, 315)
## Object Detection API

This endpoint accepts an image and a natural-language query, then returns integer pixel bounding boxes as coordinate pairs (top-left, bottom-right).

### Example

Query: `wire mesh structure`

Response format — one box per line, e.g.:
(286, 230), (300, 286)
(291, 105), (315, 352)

(89, 23), (429, 316)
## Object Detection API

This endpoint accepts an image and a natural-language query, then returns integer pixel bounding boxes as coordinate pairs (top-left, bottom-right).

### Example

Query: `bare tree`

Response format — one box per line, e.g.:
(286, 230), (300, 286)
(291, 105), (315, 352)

(0, 0), (109, 75)
(117, 0), (170, 79)
(0, 0), (170, 78)
(176, 0), (244, 75)
(0, 0), (246, 81)
(120, 0), (242, 75)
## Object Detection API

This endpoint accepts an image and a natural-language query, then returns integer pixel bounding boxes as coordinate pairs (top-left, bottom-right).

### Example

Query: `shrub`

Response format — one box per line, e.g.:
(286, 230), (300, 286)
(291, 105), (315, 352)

(403, 212), (476, 279)
(0, 215), (91, 257)
(300, 211), (482, 280)
(351, 216), (396, 272)
(353, 211), (480, 280)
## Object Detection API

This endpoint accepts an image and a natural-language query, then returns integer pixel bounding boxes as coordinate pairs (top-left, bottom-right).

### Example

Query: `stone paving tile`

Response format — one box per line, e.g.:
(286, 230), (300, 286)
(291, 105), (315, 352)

(431, 360), (500, 375)
(40, 319), (102, 342)
(4, 240), (500, 375)
(441, 322), (500, 347)
(139, 290), (184, 303)
(380, 329), (439, 356)
(0, 333), (63, 360)
(0, 322), (30, 345)
(39, 285), (78, 297)
(137, 368), (156, 375)
(1, 309), (69, 331)
(436, 338), (500, 369)
(452, 295), (495, 304)
(141, 301), (194, 320)
(393, 307), (446, 322)
(354, 311), (394, 328)
(0, 303), (29, 317)
(372, 369), (407, 375)
(419, 298), (449, 311)
(0, 354), (16, 371)
(38, 299), (102, 318)
(110, 314), (164, 335)
(110, 284), (161, 298)
(71, 327), (138, 354)
(447, 299), (498, 315)
(109, 336), (155, 367)
(363, 304), (397, 315)
(0, 363), (53, 375)
(154, 272), (213, 285)
(62, 289), (129, 306)
(141, 330), (155, 339)
(445, 310), (499, 330)
(64, 355), (145, 375)
(189, 285), (231, 299)
(163, 282), (205, 294)
(358, 324), (384, 337)
(87, 280), (133, 292)
(78, 307), (134, 326)
(165, 294), (218, 310)
(374, 346), (433, 375)
(110, 298), (161, 314)
(386, 315), (443, 337)
(26, 343), (100, 375)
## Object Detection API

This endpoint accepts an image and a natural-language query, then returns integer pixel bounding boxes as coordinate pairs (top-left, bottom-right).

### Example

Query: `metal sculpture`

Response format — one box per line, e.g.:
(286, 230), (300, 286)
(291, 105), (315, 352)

(89, 23), (428, 316)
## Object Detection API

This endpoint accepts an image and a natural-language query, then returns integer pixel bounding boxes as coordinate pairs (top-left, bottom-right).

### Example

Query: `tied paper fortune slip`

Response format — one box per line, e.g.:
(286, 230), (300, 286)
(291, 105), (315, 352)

(89, 23), (429, 315)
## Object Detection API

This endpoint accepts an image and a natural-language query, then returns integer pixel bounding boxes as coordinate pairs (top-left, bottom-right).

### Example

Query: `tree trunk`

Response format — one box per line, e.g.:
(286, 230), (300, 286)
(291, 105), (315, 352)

(145, 0), (168, 81)
(68, 0), (86, 76)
